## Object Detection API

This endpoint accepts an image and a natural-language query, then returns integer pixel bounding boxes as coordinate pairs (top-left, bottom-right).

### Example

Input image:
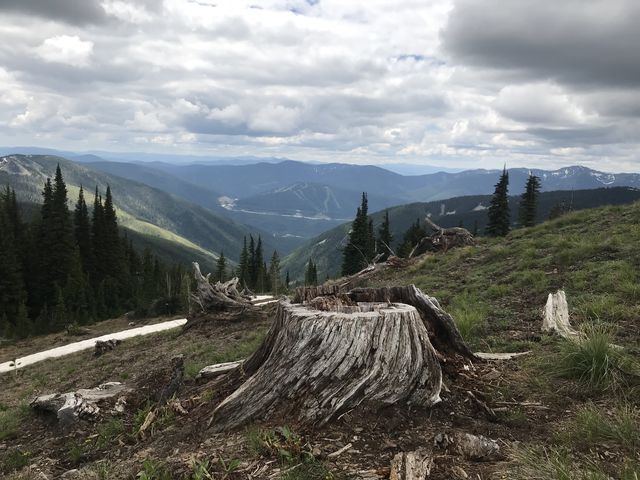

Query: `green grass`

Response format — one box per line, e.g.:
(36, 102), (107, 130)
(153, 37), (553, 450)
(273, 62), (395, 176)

(564, 404), (640, 453)
(0, 403), (30, 441)
(137, 458), (172, 480)
(95, 418), (125, 450)
(554, 323), (625, 390)
(447, 291), (489, 342)
(0, 449), (32, 475)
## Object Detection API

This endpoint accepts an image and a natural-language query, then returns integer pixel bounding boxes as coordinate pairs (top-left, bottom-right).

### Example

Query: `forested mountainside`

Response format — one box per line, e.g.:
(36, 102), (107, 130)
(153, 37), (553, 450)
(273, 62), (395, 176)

(0, 155), (280, 268)
(283, 186), (640, 281)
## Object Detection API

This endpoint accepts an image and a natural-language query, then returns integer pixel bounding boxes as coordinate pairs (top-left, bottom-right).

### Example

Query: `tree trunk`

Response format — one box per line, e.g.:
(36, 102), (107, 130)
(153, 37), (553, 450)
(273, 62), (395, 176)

(191, 262), (253, 313)
(206, 285), (474, 431)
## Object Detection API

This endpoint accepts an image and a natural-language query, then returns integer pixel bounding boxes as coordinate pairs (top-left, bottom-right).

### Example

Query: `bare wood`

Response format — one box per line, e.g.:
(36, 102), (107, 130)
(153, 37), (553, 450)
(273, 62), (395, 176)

(347, 285), (477, 360)
(31, 382), (129, 426)
(209, 300), (443, 431)
(474, 351), (531, 360)
(390, 449), (433, 480)
(327, 442), (353, 459)
(196, 360), (244, 381)
(542, 290), (580, 339)
(191, 262), (253, 313)
(409, 217), (475, 258)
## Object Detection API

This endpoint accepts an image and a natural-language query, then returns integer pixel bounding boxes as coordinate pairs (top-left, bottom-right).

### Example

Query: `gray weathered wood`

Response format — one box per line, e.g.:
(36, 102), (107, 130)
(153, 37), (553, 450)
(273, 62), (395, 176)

(390, 449), (433, 479)
(191, 263), (253, 313)
(209, 299), (443, 431)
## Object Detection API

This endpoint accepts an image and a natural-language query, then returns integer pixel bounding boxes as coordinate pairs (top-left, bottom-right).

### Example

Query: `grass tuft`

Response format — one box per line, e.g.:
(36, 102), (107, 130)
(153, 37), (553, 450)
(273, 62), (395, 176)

(448, 291), (489, 342)
(565, 403), (640, 453)
(554, 323), (623, 390)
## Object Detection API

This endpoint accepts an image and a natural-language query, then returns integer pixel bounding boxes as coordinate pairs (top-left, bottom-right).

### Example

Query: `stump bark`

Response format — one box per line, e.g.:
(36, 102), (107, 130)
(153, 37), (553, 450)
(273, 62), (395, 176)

(409, 217), (474, 257)
(207, 285), (474, 431)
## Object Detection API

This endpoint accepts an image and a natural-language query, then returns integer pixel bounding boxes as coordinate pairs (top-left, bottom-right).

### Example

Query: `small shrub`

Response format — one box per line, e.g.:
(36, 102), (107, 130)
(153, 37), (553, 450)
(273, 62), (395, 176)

(554, 323), (623, 390)
(0, 449), (32, 474)
(137, 459), (172, 480)
(190, 459), (213, 480)
(95, 418), (124, 449)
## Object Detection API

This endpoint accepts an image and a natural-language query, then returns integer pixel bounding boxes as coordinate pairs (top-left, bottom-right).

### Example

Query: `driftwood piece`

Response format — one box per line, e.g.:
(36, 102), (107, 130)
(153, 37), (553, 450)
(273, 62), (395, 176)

(390, 449), (433, 479)
(31, 382), (129, 427)
(191, 263), (253, 313)
(542, 290), (579, 339)
(409, 217), (475, 258)
(474, 351), (531, 361)
(210, 299), (443, 431)
(196, 360), (243, 381)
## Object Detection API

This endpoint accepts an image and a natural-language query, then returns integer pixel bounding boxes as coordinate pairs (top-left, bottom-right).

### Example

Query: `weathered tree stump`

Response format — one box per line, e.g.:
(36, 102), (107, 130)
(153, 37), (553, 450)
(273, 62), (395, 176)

(542, 289), (579, 339)
(191, 263), (253, 313)
(206, 285), (473, 431)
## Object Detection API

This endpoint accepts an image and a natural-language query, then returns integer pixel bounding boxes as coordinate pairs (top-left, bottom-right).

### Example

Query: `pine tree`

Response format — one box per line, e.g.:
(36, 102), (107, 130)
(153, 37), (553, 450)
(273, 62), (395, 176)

(254, 236), (265, 292)
(248, 236), (256, 289)
(215, 251), (227, 283)
(398, 218), (427, 257)
(472, 220), (479, 236)
(305, 259), (318, 286)
(285, 270), (290, 290)
(238, 237), (249, 288)
(91, 187), (105, 283)
(0, 189), (26, 321)
(74, 186), (93, 276)
(486, 167), (510, 236)
(49, 165), (75, 288)
(518, 174), (542, 227)
(13, 301), (31, 340)
(342, 192), (375, 276)
(377, 210), (393, 260)
(268, 250), (281, 295)
(52, 285), (67, 332)
(102, 185), (123, 281)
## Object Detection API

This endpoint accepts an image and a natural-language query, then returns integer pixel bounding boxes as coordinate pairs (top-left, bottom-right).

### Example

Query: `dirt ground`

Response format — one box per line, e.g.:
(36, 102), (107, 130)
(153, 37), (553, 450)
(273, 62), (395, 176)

(0, 293), (637, 479)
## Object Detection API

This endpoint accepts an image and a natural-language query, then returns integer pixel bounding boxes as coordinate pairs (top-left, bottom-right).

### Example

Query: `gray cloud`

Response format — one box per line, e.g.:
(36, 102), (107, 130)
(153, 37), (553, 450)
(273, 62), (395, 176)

(442, 0), (640, 88)
(0, 0), (107, 25)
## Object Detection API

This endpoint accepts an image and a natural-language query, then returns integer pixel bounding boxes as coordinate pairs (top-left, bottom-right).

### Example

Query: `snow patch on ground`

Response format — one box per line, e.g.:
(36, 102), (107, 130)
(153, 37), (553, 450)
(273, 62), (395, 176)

(0, 318), (187, 374)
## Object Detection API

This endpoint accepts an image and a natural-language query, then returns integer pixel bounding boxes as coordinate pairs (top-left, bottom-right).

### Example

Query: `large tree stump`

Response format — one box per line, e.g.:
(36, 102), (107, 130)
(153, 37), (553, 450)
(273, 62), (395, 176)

(210, 300), (443, 431)
(206, 285), (473, 431)
(409, 217), (474, 257)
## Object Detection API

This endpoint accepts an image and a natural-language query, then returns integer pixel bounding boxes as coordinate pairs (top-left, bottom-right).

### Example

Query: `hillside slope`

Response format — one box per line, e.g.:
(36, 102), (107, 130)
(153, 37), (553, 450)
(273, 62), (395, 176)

(0, 155), (278, 269)
(283, 187), (640, 280)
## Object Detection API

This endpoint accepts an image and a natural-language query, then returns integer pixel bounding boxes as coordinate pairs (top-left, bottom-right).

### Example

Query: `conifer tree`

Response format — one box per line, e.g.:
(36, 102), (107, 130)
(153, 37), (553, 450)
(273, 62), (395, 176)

(342, 192), (375, 276)
(518, 174), (541, 227)
(0, 189), (26, 321)
(248, 236), (256, 289)
(268, 250), (281, 295)
(472, 220), (479, 236)
(285, 270), (290, 290)
(52, 285), (67, 332)
(254, 236), (265, 292)
(91, 187), (105, 283)
(398, 218), (427, 257)
(305, 259), (318, 286)
(215, 251), (227, 283)
(377, 210), (393, 260)
(74, 186), (93, 275)
(49, 165), (74, 288)
(13, 301), (31, 340)
(238, 237), (249, 288)
(486, 167), (510, 236)
(102, 185), (123, 282)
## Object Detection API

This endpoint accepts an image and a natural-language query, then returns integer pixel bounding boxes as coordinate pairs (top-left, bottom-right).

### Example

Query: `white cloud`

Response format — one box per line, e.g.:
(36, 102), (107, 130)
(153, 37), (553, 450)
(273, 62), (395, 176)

(36, 35), (94, 67)
(0, 0), (637, 171)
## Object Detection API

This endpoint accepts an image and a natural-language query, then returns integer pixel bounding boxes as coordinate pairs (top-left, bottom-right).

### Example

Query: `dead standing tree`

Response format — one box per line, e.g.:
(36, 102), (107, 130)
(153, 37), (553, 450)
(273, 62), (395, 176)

(193, 281), (476, 431)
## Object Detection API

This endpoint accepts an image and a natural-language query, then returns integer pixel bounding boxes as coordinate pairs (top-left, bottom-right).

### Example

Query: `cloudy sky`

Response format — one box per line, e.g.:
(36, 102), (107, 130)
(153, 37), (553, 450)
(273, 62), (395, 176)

(0, 0), (639, 170)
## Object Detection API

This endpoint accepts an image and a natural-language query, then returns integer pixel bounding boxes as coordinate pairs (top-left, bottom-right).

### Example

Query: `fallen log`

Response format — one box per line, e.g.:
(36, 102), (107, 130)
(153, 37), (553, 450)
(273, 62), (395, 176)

(390, 449), (433, 479)
(206, 285), (474, 431)
(94, 339), (120, 357)
(434, 432), (500, 461)
(191, 263), (253, 313)
(196, 360), (243, 381)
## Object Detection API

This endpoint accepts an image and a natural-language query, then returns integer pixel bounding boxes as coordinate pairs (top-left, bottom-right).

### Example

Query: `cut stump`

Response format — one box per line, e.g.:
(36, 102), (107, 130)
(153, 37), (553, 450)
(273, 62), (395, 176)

(390, 449), (433, 479)
(207, 285), (473, 431)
